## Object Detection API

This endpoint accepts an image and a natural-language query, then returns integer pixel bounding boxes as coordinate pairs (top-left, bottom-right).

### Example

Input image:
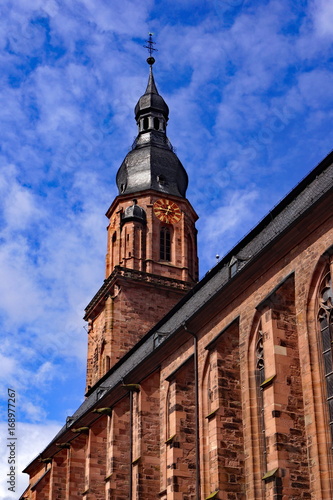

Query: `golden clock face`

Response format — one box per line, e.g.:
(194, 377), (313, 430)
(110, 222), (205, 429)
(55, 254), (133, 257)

(153, 199), (181, 224)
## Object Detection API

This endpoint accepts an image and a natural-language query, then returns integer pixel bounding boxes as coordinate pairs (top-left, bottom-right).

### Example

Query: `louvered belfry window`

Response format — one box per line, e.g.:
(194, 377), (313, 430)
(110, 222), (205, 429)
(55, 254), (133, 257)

(318, 270), (333, 445)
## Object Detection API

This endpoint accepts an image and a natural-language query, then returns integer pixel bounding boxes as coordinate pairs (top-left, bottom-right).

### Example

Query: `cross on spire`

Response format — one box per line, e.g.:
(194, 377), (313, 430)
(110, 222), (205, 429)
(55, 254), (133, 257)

(144, 33), (157, 66)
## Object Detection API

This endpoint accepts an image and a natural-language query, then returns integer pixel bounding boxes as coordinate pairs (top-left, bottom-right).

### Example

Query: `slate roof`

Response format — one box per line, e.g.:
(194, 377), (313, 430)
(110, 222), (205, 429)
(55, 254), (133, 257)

(116, 142), (188, 198)
(134, 67), (169, 120)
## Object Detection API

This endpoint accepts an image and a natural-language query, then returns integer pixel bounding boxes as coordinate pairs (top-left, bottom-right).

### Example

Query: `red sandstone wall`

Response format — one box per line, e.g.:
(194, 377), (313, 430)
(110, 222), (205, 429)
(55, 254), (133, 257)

(86, 279), (187, 390)
(105, 193), (198, 283)
(23, 205), (333, 500)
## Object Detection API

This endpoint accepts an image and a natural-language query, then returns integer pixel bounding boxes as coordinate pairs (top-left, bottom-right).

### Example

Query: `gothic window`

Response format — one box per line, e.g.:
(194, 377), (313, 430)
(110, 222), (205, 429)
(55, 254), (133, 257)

(166, 387), (171, 440)
(318, 270), (333, 445)
(255, 326), (267, 469)
(207, 363), (213, 416)
(111, 231), (117, 268)
(160, 227), (171, 261)
(256, 328), (265, 386)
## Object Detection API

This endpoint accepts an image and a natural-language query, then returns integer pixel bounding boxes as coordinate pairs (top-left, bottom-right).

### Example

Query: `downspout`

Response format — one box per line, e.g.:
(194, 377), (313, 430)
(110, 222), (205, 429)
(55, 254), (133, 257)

(129, 389), (133, 500)
(183, 322), (200, 500)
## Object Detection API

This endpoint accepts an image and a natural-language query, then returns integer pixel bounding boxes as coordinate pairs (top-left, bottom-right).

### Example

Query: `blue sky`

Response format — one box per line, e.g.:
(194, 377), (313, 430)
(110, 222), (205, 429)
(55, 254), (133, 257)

(1, 0), (333, 496)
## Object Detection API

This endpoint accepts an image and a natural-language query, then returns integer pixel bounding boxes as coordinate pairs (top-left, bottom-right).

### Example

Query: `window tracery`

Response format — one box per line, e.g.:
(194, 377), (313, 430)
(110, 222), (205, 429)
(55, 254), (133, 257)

(256, 328), (265, 385)
(318, 270), (333, 445)
(255, 326), (267, 470)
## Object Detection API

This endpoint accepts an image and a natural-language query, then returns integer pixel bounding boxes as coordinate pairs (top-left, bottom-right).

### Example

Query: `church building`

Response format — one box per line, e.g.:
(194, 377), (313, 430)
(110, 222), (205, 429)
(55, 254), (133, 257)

(21, 49), (333, 499)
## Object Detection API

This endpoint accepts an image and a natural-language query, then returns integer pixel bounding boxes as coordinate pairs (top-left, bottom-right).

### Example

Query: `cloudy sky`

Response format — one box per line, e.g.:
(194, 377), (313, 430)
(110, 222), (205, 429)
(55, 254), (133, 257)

(0, 0), (333, 496)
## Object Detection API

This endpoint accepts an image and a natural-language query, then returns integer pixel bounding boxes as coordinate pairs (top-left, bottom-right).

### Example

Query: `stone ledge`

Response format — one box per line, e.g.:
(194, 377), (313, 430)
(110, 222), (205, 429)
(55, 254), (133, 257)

(84, 265), (194, 320)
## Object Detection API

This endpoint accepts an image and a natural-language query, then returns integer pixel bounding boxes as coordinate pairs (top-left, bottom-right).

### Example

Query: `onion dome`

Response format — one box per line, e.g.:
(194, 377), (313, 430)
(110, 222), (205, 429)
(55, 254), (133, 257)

(121, 199), (146, 225)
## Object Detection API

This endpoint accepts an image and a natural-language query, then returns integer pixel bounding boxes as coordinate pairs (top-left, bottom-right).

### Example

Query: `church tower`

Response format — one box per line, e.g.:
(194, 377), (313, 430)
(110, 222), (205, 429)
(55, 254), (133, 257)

(84, 46), (198, 392)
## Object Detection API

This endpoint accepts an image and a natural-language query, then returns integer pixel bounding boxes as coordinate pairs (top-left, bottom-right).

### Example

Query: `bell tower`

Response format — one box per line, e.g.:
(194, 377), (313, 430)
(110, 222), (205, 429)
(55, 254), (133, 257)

(84, 41), (198, 392)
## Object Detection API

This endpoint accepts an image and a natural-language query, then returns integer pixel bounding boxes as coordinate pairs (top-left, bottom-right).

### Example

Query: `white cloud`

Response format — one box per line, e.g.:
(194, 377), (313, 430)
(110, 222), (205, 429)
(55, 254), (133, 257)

(199, 188), (259, 254)
(20, 401), (47, 423)
(310, 0), (333, 36)
(0, 354), (17, 383)
(297, 69), (333, 109)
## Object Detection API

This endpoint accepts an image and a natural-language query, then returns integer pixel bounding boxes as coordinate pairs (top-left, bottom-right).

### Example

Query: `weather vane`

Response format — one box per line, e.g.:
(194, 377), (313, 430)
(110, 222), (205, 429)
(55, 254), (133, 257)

(144, 32), (157, 66)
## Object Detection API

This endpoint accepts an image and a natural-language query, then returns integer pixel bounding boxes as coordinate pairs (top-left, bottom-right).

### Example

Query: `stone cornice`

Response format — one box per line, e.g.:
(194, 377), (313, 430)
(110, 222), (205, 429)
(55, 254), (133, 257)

(84, 266), (194, 320)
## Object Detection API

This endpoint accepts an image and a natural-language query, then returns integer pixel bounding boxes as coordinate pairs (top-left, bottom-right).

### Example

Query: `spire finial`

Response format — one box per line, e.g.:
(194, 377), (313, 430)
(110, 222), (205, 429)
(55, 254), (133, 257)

(144, 33), (157, 66)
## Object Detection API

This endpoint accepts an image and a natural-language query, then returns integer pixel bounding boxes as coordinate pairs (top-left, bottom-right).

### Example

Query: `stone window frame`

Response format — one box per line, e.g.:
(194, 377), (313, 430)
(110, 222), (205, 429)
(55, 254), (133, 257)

(318, 267), (333, 447)
(255, 322), (267, 473)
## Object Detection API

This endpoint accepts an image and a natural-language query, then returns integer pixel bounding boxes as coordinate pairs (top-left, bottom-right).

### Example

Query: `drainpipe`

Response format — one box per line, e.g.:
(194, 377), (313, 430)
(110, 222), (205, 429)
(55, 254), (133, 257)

(183, 322), (200, 500)
(129, 389), (133, 500)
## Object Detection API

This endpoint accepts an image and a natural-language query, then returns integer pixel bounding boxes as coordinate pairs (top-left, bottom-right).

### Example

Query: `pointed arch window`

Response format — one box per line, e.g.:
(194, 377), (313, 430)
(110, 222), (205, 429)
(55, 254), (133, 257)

(256, 328), (265, 386)
(111, 231), (117, 268)
(255, 326), (267, 470)
(206, 363), (213, 416)
(166, 386), (171, 441)
(160, 227), (171, 261)
(318, 270), (333, 446)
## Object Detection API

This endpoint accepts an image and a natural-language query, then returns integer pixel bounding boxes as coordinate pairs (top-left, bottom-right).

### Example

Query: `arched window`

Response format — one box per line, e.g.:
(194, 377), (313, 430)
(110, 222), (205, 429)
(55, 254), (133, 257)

(206, 363), (213, 416)
(318, 270), (333, 446)
(255, 325), (267, 469)
(166, 386), (171, 441)
(160, 227), (171, 261)
(111, 231), (117, 268)
(256, 327), (265, 385)
(143, 117), (149, 130)
(154, 117), (159, 130)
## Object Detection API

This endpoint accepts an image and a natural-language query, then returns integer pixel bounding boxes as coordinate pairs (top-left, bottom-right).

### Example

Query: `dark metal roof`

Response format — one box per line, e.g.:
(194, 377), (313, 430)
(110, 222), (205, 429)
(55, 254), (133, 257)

(122, 200), (146, 224)
(134, 67), (169, 120)
(116, 143), (188, 197)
